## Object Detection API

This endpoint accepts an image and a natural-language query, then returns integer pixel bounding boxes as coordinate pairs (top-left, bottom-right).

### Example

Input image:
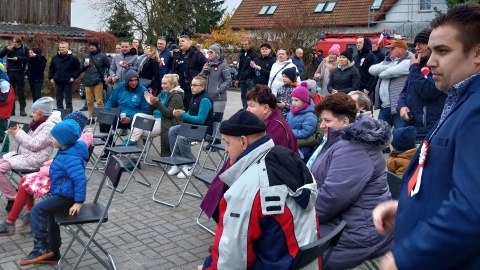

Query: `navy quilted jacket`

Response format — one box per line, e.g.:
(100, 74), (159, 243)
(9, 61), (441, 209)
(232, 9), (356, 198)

(49, 141), (89, 203)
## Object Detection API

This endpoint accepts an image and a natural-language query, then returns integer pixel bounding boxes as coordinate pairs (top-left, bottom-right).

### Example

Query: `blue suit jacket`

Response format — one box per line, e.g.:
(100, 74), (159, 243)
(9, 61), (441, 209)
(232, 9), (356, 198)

(394, 75), (480, 269)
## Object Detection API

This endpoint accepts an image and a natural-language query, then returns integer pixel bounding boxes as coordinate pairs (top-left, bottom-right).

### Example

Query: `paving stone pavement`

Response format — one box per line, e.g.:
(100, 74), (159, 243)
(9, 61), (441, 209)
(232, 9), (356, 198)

(0, 89), (243, 269)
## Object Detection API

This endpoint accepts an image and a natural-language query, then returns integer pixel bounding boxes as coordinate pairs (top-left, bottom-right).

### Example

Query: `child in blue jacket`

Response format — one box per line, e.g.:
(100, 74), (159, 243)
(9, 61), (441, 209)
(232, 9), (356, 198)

(286, 82), (318, 162)
(19, 119), (89, 266)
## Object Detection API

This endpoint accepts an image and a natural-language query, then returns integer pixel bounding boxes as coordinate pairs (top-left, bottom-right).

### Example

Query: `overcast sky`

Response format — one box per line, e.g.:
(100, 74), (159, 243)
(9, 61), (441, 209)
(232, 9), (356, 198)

(71, 0), (241, 31)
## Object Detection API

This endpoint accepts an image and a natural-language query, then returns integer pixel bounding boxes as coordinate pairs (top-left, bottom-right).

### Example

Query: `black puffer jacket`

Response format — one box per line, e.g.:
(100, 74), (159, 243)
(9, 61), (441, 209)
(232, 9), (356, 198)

(168, 45), (207, 89)
(354, 37), (378, 91)
(48, 51), (80, 85)
(327, 63), (361, 94)
(26, 48), (47, 82)
(237, 48), (257, 81)
(253, 54), (276, 85)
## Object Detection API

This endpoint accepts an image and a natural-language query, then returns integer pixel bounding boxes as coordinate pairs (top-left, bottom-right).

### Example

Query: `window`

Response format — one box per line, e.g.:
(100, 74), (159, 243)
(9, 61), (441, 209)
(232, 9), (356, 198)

(314, 1), (337, 13)
(371, 0), (383, 10)
(419, 0), (431, 10)
(258, 4), (278, 15)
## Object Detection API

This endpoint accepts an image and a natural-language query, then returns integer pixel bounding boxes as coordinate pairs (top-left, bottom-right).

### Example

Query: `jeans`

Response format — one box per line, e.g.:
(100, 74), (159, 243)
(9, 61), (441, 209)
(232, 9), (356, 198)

(29, 80), (43, 102)
(30, 195), (74, 250)
(55, 83), (73, 109)
(86, 82), (105, 118)
(168, 124), (194, 160)
(378, 107), (405, 129)
(240, 79), (253, 109)
(8, 70), (26, 111)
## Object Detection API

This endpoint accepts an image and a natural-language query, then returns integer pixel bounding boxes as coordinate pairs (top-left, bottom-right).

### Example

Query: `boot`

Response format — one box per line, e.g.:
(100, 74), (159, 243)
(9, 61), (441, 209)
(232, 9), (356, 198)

(20, 108), (27, 116)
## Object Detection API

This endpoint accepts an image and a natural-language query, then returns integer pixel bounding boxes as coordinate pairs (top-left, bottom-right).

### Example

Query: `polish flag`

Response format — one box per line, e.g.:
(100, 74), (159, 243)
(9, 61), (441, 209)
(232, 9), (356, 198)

(378, 33), (385, 48)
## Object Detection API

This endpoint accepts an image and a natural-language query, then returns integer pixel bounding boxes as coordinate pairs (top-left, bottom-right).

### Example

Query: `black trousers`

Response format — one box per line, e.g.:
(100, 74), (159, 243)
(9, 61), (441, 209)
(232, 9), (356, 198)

(7, 70), (26, 111)
(55, 83), (73, 109)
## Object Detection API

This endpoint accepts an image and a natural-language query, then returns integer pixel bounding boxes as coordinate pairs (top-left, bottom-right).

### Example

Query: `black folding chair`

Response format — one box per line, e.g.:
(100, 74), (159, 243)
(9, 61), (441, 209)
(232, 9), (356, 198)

(387, 171), (402, 200)
(152, 124), (208, 208)
(0, 120), (30, 156)
(289, 220), (347, 270)
(199, 109), (227, 173)
(55, 156), (124, 270)
(56, 108), (73, 120)
(193, 173), (217, 235)
(105, 116), (155, 193)
(87, 112), (118, 180)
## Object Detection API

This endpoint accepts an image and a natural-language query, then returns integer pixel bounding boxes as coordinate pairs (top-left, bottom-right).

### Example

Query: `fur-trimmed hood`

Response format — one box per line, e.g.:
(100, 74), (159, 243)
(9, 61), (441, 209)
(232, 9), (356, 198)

(327, 113), (392, 149)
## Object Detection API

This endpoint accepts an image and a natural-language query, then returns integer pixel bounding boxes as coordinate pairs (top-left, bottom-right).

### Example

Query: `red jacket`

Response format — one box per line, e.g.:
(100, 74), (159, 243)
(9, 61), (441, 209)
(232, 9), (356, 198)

(0, 83), (15, 120)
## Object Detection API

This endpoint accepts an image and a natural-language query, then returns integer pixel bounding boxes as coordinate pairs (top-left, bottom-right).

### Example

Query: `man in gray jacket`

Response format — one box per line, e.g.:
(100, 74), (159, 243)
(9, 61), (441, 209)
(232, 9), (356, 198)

(108, 41), (138, 89)
(369, 40), (411, 129)
(76, 41), (110, 119)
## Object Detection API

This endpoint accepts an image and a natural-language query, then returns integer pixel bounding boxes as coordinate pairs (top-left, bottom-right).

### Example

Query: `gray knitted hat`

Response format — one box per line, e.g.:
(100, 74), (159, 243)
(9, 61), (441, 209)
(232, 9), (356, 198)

(32, 97), (54, 116)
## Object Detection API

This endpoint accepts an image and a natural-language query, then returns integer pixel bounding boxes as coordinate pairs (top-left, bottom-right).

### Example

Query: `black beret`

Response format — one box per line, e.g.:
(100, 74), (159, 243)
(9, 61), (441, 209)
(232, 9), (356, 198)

(220, 110), (267, 136)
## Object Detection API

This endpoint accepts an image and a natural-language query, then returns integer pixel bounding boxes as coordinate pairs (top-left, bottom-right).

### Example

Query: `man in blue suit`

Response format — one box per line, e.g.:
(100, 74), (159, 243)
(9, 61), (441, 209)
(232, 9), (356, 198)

(373, 3), (480, 269)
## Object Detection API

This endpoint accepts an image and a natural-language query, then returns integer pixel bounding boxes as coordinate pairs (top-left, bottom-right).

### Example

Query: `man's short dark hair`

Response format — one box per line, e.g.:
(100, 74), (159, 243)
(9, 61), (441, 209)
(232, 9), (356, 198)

(430, 3), (480, 54)
(179, 35), (191, 41)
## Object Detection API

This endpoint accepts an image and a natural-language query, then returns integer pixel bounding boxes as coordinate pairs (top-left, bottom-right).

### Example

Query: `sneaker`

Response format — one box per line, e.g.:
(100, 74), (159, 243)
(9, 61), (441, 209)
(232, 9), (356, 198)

(167, 165), (181, 176)
(100, 152), (109, 159)
(177, 166), (193, 179)
(120, 139), (137, 147)
(0, 220), (15, 236)
(190, 141), (199, 145)
(16, 211), (30, 231)
(5, 199), (14, 213)
(19, 248), (54, 266)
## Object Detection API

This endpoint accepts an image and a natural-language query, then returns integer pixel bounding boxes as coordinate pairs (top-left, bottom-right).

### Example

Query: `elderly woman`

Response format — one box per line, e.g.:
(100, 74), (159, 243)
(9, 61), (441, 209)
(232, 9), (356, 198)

(199, 84), (299, 223)
(200, 44), (231, 112)
(307, 93), (393, 269)
(201, 109), (318, 270)
(327, 50), (360, 94)
(314, 44), (340, 97)
(268, 48), (299, 96)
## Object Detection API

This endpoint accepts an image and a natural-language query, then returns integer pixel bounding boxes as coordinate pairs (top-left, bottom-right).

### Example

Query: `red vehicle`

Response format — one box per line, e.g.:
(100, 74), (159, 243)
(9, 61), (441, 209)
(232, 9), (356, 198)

(316, 32), (411, 57)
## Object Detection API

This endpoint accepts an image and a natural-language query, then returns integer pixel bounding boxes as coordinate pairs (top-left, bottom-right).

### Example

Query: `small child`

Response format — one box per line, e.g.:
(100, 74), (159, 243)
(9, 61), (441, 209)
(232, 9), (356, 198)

(19, 119), (89, 266)
(306, 79), (322, 105)
(387, 126), (417, 177)
(276, 66), (298, 118)
(286, 82), (318, 163)
(0, 62), (15, 152)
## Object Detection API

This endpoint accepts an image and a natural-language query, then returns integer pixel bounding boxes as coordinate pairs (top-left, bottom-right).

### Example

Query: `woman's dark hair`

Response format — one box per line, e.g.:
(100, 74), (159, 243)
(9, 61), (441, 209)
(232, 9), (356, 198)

(246, 84), (277, 109)
(314, 93), (357, 123)
(32, 48), (42, 55)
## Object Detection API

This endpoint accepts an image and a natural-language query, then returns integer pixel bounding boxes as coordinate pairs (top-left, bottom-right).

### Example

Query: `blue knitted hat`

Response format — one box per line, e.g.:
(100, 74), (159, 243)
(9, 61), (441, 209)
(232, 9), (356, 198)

(51, 119), (81, 147)
(64, 111), (89, 130)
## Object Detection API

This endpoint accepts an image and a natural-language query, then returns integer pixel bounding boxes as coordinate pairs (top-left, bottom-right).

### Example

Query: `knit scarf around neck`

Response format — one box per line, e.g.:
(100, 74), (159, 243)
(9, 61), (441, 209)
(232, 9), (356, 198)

(30, 116), (48, 132)
(290, 102), (309, 114)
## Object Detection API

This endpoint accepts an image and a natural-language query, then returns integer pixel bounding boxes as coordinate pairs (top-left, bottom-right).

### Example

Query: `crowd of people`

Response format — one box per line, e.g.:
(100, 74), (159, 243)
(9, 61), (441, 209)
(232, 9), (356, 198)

(1, 3), (479, 269)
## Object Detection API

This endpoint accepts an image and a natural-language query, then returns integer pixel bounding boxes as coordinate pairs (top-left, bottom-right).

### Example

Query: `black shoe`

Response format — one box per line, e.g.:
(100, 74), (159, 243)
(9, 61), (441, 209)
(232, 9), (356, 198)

(5, 199), (14, 213)
(100, 152), (109, 159)
(19, 248), (54, 266)
(80, 106), (88, 111)
(20, 109), (27, 116)
(89, 118), (96, 125)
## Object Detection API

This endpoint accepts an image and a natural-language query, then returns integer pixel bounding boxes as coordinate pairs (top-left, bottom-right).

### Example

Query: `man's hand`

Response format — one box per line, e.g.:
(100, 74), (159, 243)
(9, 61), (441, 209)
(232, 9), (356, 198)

(399, 107), (411, 121)
(6, 45), (13, 51)
(372, 200), (398, 236)
(234, 80), (239, 88)
(84, 61), (90, 67)
(410, 53), (422, 65)
(380, 252), (398, 270)
(277, 101), (286, 109)
(69, 203), (83, 215)
(120, 116), (131, 124)
(332, 90), (338, 94)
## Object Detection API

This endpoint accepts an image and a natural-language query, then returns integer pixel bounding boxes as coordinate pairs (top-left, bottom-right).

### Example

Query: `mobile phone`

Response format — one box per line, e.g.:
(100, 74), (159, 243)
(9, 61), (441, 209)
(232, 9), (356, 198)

(407, 112), (415, 119)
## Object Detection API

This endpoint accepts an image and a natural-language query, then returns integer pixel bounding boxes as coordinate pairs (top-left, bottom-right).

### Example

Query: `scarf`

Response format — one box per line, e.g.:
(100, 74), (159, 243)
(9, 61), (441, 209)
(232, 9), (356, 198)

(290, 102), (309, 115)
(30, 116), (48, 132)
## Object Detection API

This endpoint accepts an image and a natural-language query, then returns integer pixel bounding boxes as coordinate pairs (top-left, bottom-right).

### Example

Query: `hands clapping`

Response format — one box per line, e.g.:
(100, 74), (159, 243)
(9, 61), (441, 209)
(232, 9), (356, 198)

(144, 91), (159, 105)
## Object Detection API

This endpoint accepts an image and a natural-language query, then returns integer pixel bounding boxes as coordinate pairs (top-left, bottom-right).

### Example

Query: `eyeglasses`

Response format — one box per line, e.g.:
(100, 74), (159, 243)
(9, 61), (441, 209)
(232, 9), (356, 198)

(207, 51), (214, 54)
(190, 84), (202, 87)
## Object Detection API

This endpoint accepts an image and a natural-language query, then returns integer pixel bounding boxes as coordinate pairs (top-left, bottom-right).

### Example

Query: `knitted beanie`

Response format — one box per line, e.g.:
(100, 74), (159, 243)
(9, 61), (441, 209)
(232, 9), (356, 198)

(51, 119), (82, 147)
(209, 44), (222, 56)
(392, 126), (417, 152)
(414, 28), (432, 45)
(64, 111), (89, 130)
(32, 97), (54, 116)
(305, 79), (317, 98)
(282, 67), (297, 83)
(89, 40), (100, 49)
(328, 44), (341, 56)
(340, 50), (353, 62)
(220, 109), (267, 136)
(291, 82), (310, 103)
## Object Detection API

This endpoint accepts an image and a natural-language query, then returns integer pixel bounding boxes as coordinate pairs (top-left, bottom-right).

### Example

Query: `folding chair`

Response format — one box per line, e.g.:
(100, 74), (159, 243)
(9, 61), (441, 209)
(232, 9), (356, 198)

(193, 173), (217, 235)
(289, 220), (347, 270)
(56, 108), (73, 120)
(55, 156), (124, 270)
(152, 123), (208, 208)
(104, 116), (155, 193)
(199, 101), (227, 172)
(387, 171), (402, 200)
(87, 112), (118, 180)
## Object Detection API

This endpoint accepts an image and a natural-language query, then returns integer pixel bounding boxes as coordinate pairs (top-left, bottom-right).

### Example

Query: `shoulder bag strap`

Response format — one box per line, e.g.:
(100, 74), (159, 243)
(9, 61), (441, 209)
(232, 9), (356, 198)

(269, 64), (289, 89)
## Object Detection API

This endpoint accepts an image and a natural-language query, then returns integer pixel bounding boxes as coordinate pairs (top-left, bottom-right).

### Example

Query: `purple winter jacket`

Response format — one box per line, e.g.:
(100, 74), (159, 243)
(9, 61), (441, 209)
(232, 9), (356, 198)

(311, 114), (394, 269)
